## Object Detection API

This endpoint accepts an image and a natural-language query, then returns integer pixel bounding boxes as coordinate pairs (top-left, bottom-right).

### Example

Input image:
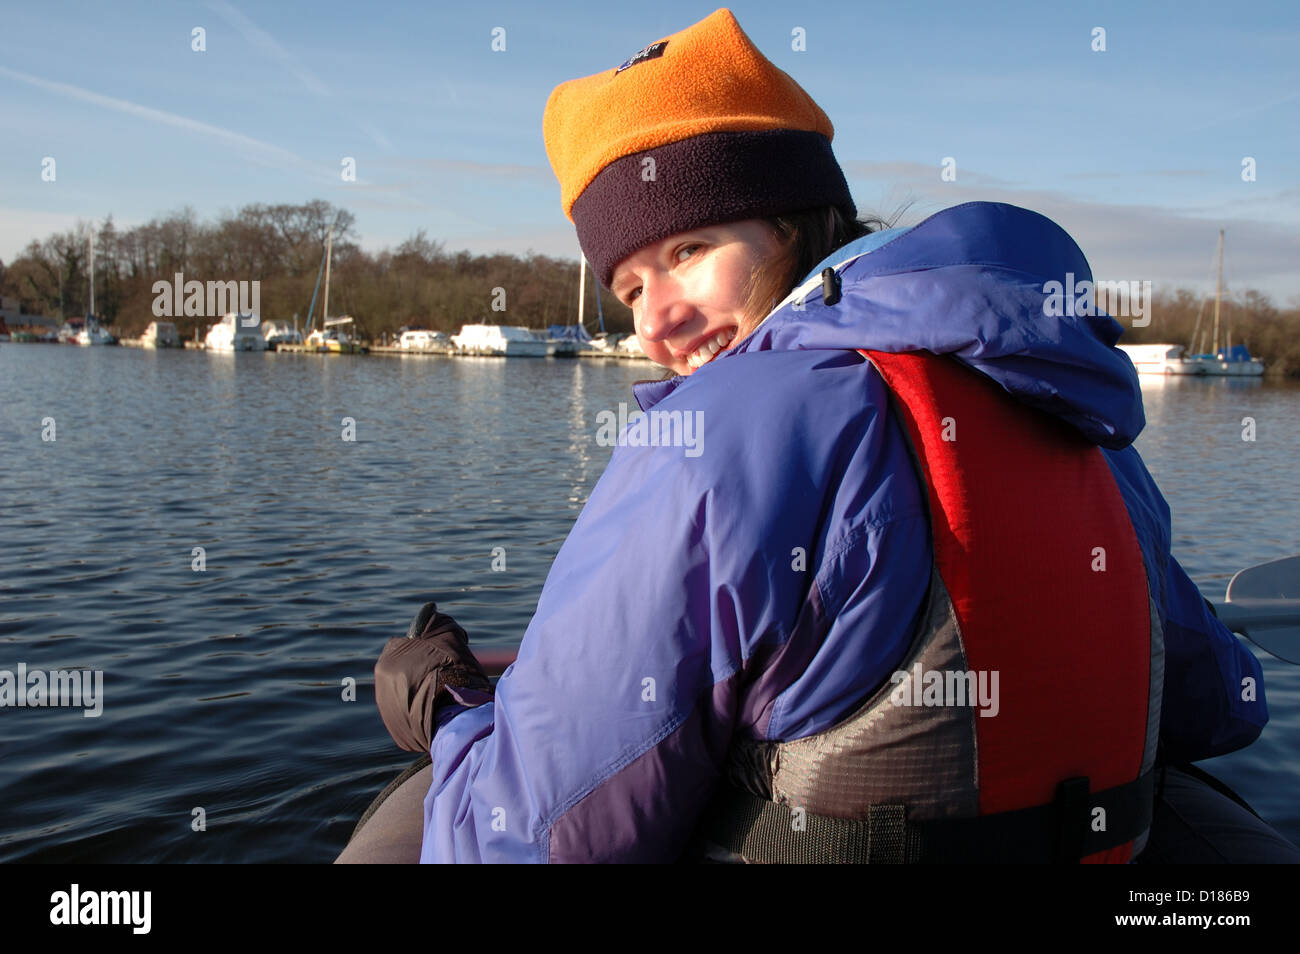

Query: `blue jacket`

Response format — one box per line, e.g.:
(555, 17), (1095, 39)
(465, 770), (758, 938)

(420, 201), (1268, 863)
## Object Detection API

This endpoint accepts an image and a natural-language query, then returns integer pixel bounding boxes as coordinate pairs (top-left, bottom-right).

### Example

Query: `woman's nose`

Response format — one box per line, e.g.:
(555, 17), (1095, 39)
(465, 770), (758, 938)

(636, 278), (692, 342)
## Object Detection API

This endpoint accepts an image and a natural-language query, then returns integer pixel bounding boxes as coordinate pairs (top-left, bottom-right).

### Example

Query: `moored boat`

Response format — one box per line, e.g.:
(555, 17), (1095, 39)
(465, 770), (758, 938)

(450, 323), (554, 356)
(306, 316), (366, 354)
(587, 332), (624, 353)
(58, 318), (84, 344)
(262, 319), (303, 350)
(399, 328), (447, 351)
(299, 223), (367, 353)
(1118, 343), (1207, 375)
(74, 235), (115, 345)
(616, 333), (646, 356)
(1185, 345), (1265, 377)
(1180, 230), (1265, 377)
(544, 323), (594, 355)
(141, 320), (180, 349)
(76, 315), (116, 346)
(205, 312), (267, 352)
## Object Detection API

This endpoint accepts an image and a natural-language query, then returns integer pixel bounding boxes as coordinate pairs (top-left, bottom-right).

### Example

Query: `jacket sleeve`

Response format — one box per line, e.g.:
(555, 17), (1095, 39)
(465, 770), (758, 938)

(419, 438), (751, 863)
(1101, 446), (1268, 763)
(415, 354), (933, 862)
(1159, 554), (1268, 761)
(416, 355), (933, 862)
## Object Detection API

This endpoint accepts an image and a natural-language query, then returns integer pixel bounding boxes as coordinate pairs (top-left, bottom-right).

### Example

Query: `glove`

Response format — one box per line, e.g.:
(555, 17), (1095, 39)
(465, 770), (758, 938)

(374, 602), (494, 752)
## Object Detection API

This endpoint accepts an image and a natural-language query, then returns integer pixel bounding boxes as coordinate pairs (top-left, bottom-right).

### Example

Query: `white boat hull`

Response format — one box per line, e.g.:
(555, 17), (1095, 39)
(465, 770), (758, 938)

(452, 342), (554, 356)
(1191, 359), (1265, 377)
(206, 337), (265, 352)
(450, 324), (555, 356)
(1119, 343), (1264, 377)
(205, 313), (267, 352)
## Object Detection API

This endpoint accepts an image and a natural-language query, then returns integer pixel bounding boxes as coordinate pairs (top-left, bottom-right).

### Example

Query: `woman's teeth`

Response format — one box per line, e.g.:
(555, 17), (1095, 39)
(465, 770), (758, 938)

(686, 328), (737, 369)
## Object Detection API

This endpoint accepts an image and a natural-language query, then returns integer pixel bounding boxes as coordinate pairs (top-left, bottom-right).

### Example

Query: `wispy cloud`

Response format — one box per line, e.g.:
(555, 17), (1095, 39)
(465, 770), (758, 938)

(206, 0), (393, 151)
(843, 160), (1013, 188)
(374, 157), (554, 181)
(841, 160), (1300, 296)
(0, 64), (326, 181)
(1063, 171), (1128, 181)
(205, 0), (330, 97)
(360, 123), (394, 152)
(1185, 89), (1300, 134)
(1064, 169), (1212, 181)
(0, 207), (105, 261)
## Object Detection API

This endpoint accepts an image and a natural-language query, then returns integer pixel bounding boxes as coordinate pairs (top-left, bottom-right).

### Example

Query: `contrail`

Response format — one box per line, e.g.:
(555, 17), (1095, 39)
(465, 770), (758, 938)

(205, 0), (331, 98)
(205, 0), (392, 150)
(0, 63), (322, 178)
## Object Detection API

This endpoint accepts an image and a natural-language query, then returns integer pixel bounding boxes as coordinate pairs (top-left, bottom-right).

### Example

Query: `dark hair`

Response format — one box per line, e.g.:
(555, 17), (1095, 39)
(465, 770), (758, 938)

(653, 204), (903, 380)
(737, 205), (894, 336)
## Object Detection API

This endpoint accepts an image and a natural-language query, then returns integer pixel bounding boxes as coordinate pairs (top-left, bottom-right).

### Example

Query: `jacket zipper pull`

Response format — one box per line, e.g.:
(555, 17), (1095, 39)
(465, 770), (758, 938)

(821, 267), (842, 307)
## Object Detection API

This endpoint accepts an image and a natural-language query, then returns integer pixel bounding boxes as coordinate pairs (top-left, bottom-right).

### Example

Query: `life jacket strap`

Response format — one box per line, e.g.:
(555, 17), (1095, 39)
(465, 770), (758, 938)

(697, 771), (1154, 863)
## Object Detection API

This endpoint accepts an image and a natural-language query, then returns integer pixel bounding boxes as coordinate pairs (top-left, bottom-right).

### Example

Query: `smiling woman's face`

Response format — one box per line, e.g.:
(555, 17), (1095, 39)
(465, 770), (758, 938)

(610, 219), (781, 377)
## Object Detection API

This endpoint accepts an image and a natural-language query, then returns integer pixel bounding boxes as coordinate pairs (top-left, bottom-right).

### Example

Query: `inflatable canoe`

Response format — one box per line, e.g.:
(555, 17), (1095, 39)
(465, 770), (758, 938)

(339, 754), (1298, 863)
(338, 556), (1300, 863)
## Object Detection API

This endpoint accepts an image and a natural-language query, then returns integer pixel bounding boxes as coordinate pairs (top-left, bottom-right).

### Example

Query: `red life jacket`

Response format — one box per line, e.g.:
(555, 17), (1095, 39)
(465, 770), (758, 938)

(696, 351), (1161, 863)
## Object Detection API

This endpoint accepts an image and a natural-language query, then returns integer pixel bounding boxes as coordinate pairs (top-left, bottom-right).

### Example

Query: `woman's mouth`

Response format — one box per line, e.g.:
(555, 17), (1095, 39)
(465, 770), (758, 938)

(685, 327), (738, 370)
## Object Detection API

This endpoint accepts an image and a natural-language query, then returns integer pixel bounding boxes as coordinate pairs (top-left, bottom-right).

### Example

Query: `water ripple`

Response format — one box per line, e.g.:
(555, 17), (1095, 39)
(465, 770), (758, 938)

(1, 347), (1296, 860)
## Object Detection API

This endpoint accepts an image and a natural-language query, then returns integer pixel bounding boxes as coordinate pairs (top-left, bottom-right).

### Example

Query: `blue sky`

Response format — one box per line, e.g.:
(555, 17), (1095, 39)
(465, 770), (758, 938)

(2, 0), (1298, 301)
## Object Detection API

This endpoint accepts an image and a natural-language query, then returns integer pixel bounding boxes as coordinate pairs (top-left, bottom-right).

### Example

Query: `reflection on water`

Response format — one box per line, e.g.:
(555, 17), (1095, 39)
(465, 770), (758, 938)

(0, 346), (1296, 861)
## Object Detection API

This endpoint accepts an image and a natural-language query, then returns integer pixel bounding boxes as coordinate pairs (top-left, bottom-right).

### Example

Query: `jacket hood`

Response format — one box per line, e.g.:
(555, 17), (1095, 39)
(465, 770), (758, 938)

(635, 201), (1145, 449)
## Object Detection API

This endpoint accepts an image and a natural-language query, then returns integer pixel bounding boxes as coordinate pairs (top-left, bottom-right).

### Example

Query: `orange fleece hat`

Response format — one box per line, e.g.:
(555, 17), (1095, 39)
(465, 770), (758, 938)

(543, 8), (856, 289)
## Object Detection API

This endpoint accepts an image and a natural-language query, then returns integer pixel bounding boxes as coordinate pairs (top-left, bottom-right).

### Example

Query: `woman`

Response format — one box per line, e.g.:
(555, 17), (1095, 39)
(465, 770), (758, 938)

(357, 8), (1291, 864)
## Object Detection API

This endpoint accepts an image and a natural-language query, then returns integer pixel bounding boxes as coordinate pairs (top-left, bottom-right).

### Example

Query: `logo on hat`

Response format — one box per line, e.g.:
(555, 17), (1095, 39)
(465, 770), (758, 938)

(616, 40), (667, 74)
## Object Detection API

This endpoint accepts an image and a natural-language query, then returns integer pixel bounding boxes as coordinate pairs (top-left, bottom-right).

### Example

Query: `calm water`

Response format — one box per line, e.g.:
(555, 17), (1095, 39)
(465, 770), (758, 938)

(1, 346), (1296, 862)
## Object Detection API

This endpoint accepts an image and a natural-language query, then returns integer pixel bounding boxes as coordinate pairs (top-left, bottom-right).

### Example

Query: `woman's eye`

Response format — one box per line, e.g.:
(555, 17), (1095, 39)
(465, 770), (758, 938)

(622, 245), (700, 305)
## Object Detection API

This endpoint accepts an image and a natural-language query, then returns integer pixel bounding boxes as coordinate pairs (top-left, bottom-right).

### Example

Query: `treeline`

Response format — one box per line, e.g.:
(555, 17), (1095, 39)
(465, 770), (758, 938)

(1120, 288), (1300, 378)
(3, 202), (1298, 377)
(0, 200), (633, 340)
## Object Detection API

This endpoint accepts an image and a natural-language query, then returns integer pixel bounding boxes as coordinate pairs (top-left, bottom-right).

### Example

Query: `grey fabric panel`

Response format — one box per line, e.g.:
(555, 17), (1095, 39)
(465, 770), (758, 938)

(1131, 823), (1150, 859)
(762, 567), (980, 821)
(1141, 593), (1165, 779)
(1132, 593), (1166, 857)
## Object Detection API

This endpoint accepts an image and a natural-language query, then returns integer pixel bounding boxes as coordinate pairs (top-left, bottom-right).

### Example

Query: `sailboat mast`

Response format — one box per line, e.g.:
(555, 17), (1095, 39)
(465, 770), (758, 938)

(1211, 229), (1223, 356)
(323, 224), (335, 324)
(577, 247), (586, 331)
(88, 232), (95, 317)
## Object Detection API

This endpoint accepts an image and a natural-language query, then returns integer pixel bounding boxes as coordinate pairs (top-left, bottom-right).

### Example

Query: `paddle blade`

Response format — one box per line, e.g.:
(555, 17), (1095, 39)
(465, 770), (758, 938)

(1218, 604), (1300, 663)
(1227, 554), (1300, 602)
(1242, 629), (1300, 665)
(1218, 554), (1300, 663)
